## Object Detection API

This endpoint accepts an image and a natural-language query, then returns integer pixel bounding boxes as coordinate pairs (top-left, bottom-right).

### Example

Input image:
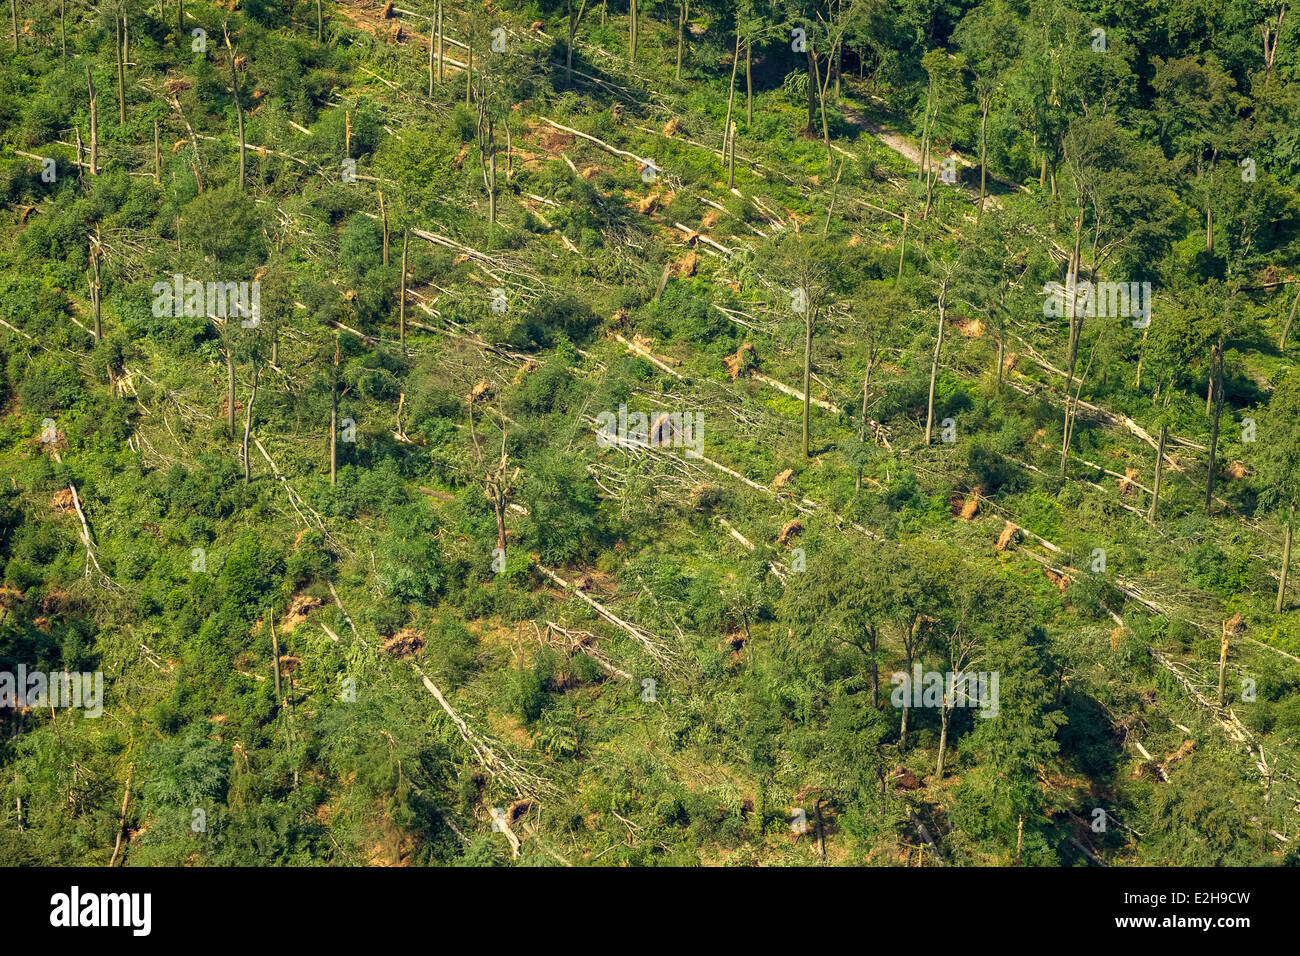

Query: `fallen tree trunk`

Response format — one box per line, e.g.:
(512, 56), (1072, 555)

(537, 565), (678, 671)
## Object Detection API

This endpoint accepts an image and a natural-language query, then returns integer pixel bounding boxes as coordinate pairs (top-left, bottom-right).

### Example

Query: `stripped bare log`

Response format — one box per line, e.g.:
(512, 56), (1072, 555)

(611, 331), (683, 380)
(544, 621), (634, 680)
(537, 565), (678, 671)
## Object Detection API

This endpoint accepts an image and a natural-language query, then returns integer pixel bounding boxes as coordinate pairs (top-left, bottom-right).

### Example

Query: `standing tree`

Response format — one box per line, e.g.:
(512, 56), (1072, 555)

(223, 22), (246, 191)
(778, 235), (829, 458)
(924, 257), (955, 445)
(1259, 374), (1300, 613)
(955, 2), (1019, 220)
(849, 280), (901, 491)
(566, 0), (589, 89)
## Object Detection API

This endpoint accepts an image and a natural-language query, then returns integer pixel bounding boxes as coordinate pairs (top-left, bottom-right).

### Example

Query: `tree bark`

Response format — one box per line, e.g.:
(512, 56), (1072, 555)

(936, 700), (950, 778)
(330, 339), (339, 485)
(801, 305), (814, 457)
(856, 361), (872, 492)
(567, 0), (587, 89)
(115, 12), (126, 124)
(1280, 286), (1300, 351)
(398, 229), (408, 345)
(89, 234), (101, 341)
(745, 36), (752, 125)
(675, 1), (685, 79)
(900, 624), (915, 749)
(86, 66), (98, 176)
(805, 46), (817, 135)
(1204, 344), (1225, 512)
(629, 0), (637, 63)
(722, 27), (740, 189)
(1277, 504), (1293, 614)
(978, 97), (989, 221)
(897, 210), (907, 280)
(227, 32), (245, 190)
(924, 283), (948, 444)
(270, 607), (281, 699)
(811, 45), (832, 171)
(1149, 423), (1167, 522)
(1217, 626), (1229, 704)
(225, 346), (235, 438)
(1059, 223), (1084, 475)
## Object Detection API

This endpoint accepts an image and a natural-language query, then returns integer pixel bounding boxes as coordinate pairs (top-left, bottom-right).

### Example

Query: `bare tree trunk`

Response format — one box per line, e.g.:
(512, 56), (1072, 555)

(60, 0), (66, 55)
(1059, 225), (1084, 475)
(856, 363), (872, 492)
(924, 283), (948, 444)
(89, 234), (102, 341)
(398, 229), (408, 345)
(231, 50), (244, 189)
(722, 27), (740, 190)
(897, 210), (907, 280)
(628, 0), (637, 64)
(805, 46), (817, 135)
(329, 341), (339, 486)
(115, 11), (126, 124)
(429, 18), (435, 95)
(316, 0), (322, 41)
(379, 190), (389, 266)
(225, 347), (235, 438)
(1217, 625), (1229, 704)
(745, 36), (753, 125)
(802, 305), (814, 457)
(811, 46), (832, 171)
(1149, 423), (1167, 522)
(1205, 344), (1224, 513)
(936, 701), (950, 778)
(1280, 286), (1300, 351)
(242, 362), (258, 482)
(436, 0), (443, 82)
(899, 628), (914, 749)
(153, 118), (161, 181)
(86, 65), (98, 175)
(1277, 504), (1294, 614)
(568, 0), (587, 89)
(270, 608), (281, 699)
(675, 1), (685, 79)
(978, 98), (989, 221)
(10, 0), (17, 53)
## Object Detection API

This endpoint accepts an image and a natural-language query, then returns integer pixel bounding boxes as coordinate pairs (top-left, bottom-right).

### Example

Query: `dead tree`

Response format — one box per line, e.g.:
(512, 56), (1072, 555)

(88, 230), (102, 341)
(223, 23), (245, 190)
(86, 65), (98, 175)
(115, 7), (126, 124)
(924, 268), (953, 445)
(470, 402), (517, 553)
(722, 21), (740, 189)
(398, 229), (409, 345)
(567, 0), (589, 89)
(242, 359), (260, 483)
